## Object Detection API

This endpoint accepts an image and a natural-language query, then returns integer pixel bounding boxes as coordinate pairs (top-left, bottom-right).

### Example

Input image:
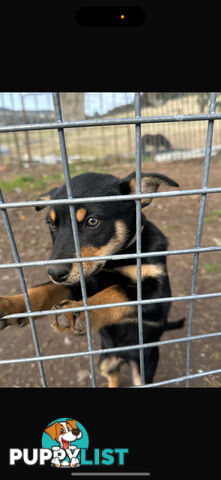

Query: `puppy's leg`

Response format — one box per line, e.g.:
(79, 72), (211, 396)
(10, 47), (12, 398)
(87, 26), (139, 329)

(129, 360), (141, 386)
(106, 370), (121, 388)
(0, 282), (71, 327)
(99, 356), (122, 388)
(51, 285), (137, 335)
(129, 347), (159, 386)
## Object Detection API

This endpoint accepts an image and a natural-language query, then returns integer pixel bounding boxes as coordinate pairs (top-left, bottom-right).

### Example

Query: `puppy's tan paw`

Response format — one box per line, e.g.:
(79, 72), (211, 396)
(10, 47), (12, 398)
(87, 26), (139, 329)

(51, 302), (87, 335)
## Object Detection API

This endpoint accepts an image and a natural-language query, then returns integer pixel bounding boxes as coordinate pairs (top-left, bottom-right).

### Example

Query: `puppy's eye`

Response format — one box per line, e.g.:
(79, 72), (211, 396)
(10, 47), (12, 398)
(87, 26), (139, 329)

(86, 217), (99, 227)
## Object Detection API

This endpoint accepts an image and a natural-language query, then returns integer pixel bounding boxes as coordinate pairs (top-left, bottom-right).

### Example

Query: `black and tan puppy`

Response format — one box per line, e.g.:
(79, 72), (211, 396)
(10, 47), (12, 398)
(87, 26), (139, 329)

(0, 171), (185, 386)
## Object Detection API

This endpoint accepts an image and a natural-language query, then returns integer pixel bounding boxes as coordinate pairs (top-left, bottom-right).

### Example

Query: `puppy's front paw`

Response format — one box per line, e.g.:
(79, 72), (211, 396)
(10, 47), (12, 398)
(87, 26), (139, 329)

(0, 296), (30, 329)
(51, 301), (87, 335)
(0, 297), (12, 319)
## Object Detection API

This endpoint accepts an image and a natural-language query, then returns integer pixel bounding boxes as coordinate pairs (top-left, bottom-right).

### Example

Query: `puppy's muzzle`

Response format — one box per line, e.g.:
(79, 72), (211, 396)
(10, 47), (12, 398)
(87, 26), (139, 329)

(48, 264), (71, 283)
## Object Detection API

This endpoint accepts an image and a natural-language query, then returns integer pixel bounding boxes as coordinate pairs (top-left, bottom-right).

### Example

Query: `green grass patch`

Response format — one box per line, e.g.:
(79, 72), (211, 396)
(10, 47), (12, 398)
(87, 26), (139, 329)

(141, 153), (154, 163)
(0, 160), (107, 193)
(203, 262), (221, 274)
(161, 224), (175, 231)
(204, 209), (221, 223)
(0, 174), (63, 192)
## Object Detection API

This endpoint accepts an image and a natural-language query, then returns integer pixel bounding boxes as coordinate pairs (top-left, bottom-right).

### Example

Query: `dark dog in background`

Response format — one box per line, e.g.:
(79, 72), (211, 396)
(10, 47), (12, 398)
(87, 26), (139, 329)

(142, 134), (172, 156)
(0, 170), (185, 387)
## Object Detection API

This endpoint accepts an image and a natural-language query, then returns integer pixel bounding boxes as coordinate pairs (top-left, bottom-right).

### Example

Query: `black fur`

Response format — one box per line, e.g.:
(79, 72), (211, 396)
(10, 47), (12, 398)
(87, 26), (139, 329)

(142, 133), (172, 154)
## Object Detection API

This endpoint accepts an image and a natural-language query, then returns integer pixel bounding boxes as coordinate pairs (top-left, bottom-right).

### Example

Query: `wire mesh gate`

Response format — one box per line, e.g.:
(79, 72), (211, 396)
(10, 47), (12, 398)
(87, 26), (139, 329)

(0, 92), (221, 388)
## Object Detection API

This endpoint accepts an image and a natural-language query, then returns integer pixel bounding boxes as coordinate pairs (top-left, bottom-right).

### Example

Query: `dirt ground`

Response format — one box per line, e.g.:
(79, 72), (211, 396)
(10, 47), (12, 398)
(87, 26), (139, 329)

(0, 155), (221, 388)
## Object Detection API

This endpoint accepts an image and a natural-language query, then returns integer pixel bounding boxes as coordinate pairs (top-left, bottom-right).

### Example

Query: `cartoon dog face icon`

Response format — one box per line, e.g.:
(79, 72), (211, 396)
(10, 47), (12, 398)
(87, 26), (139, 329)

(45, 419), (82, 467)
(45, 419), (82, 449)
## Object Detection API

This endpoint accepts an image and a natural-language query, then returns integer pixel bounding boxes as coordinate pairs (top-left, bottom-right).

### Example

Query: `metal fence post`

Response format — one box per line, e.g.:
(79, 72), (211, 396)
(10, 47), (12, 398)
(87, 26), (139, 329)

(186, 92), (217, 386)
(135, 93), (145, 384)
(0, 190), (47, 387)
(52, 92), (97, 387)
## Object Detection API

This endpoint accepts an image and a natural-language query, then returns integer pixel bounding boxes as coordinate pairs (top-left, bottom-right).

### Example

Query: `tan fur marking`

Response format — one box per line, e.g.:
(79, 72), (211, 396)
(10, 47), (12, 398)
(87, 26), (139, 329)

(129, 176), (159, 205)
(76, 208), (87, 223)
(114, 264), (165, 282)
(99, 357), (122, 388)
(39, 194), (51, 201)
(129, 178), (136, 194)
(129, 178), (148, 205)
(129, 360), (141, 386)
(100, 356), (124, 375)
(50, 209), (56, 222)
(84, 285), (135, 331)
(106, 371), (121, 388)
(67, 220), (128, 285)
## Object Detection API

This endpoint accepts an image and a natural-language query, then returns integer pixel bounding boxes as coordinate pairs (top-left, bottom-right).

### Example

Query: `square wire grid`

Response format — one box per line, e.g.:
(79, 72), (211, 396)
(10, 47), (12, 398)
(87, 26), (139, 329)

(0, 92), (221, 388)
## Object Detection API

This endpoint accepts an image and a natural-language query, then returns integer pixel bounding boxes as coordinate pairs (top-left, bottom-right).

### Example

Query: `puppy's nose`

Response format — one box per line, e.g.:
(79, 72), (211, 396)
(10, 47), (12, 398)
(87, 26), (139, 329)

(48, 265), (71, 283)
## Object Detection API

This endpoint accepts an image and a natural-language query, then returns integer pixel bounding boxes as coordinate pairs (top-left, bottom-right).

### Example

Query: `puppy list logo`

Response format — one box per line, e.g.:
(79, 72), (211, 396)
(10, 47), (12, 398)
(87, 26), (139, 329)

(9, 417), (129, 469)
(42, 418), (88, 468)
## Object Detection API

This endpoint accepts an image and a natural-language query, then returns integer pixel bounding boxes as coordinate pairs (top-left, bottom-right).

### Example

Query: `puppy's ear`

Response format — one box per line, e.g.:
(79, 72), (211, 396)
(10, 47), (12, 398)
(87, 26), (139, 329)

(119, 171), (179, 207)
(66, 419), (81, 436)
(66, 419), (78, 430)
(35, 187), (59, 211)
(45, 422), (59, 440)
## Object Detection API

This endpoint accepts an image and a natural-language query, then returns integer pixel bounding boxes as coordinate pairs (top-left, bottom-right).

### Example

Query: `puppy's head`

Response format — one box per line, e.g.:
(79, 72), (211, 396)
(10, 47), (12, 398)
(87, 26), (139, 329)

(36, 171), (178, 285)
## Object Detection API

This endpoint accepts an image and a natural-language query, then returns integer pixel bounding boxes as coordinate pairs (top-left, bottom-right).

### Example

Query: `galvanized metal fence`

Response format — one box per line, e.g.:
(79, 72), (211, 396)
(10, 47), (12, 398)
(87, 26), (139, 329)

(0, 92), (221, 388)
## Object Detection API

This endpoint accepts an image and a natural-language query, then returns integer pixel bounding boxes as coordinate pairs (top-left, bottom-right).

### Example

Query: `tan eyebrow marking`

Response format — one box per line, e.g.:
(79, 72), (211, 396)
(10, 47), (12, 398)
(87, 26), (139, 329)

(76, 208), (87, 222)
(49, 209), (56, 222)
